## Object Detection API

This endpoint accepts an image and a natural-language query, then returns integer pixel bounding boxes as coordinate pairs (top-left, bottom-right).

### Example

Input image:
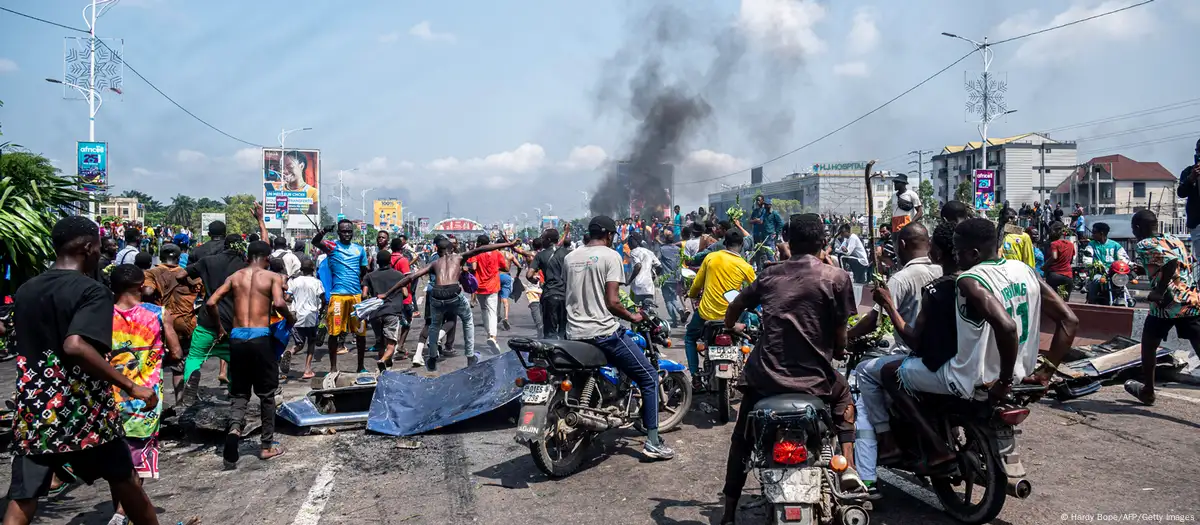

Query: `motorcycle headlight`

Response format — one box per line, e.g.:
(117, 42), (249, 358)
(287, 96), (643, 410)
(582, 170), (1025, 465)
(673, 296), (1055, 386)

(1112, 273), (1130, 288)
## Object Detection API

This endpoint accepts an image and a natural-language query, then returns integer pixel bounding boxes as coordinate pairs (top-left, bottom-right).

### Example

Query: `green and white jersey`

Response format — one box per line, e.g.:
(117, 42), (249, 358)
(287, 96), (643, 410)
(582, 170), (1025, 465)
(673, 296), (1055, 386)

(948, 259), (1042, 400)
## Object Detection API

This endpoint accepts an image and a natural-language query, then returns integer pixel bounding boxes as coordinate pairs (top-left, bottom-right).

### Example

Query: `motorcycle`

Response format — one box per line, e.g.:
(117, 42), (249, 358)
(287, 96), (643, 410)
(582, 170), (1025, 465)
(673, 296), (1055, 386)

(881, 383), (1046, 524)
(1086, 260), (1135, 307)
(694, 290), (758, 424)
(509, 306), (693, 478)
(745, 393), (875, 525)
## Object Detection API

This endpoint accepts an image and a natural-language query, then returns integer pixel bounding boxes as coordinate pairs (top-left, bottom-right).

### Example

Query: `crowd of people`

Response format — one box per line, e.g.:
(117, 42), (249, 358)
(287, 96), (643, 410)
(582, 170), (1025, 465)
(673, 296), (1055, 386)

(4, 147), (1200, 523)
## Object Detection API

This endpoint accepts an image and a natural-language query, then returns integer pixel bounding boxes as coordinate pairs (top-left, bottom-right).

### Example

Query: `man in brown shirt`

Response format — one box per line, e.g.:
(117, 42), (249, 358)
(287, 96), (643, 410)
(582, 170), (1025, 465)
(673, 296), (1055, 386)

(719, 213), (860, 524)
(142, 243), (202, 404)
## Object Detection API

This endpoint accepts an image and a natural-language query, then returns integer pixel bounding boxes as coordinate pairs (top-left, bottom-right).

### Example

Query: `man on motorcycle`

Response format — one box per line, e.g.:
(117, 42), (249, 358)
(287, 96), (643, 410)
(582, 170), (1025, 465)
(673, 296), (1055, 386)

(563, 216), (675, 460)
(850, 223), (941, 470)
(684, 229), (757, 388)
(1081, 222), (1130, 304)
(720, 213), (859, 525)
(878, 218), (1077, 468)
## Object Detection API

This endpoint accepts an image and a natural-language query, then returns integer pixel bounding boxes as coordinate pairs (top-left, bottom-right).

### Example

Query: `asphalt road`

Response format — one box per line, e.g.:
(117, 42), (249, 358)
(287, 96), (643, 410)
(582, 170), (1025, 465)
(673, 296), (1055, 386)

(2, 295), (1198, 524)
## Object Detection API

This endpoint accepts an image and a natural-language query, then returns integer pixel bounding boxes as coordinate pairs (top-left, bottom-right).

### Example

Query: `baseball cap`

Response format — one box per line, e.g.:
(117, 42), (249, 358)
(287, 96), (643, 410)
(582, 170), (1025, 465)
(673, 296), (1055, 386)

(173, 233), (190, 247)
(588, 216), (617, 235)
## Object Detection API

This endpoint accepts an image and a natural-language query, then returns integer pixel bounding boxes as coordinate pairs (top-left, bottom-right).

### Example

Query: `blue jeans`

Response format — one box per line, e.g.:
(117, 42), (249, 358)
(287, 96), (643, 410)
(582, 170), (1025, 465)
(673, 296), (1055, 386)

(661, 282), (683, 325)
(683, 312), (708, 376)
(584, 329), (660, 432)
(427, 292), (475, 360)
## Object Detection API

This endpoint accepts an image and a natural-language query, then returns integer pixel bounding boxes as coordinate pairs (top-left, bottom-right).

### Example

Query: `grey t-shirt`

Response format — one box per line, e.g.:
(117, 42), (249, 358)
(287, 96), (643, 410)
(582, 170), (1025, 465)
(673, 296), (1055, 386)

(873, 256), (942, 353)
(565, 245), (624, 340)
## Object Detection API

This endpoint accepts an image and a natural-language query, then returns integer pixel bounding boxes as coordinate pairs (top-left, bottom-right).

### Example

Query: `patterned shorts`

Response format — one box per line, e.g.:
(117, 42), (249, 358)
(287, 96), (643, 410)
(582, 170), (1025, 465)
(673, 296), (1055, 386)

(126, 436), (160, 479)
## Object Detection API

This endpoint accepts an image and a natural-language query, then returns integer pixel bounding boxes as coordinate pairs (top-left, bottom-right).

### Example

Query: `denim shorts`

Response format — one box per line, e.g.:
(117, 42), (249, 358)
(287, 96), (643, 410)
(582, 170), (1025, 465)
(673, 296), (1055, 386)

(897, 357), (955, 396)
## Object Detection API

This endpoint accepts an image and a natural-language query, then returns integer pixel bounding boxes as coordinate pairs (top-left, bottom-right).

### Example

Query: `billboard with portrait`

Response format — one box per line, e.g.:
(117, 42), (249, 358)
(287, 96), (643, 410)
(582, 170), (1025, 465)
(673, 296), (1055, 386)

(373, 199), (402, 231)
(77, 141), (108, 191)
(262, 148), (320, 230)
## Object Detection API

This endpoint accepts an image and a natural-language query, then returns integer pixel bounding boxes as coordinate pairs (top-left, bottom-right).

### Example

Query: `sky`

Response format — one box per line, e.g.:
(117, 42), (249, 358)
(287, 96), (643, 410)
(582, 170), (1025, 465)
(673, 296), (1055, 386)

(1, 0), (1198, 225)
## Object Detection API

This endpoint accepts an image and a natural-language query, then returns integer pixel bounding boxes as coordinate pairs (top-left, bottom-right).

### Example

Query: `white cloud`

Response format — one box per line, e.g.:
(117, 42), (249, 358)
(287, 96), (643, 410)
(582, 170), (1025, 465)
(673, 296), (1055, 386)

(994, 1), (1156, 64)
(846, 7), (879, 56)
(357, 156), (389, 172)
(833, 61), (870, 78)
(560, 145), (608, 170)
(0, 58), (17, 74)
(175, 149), (209, 164)
(409, 21), (456, 43)
(738, 0), (826, 58)
(682, 149), (751, 174)
(232, 148), (261, 170)
(378, 32), (401, 44)
(427, 143), (547, 174)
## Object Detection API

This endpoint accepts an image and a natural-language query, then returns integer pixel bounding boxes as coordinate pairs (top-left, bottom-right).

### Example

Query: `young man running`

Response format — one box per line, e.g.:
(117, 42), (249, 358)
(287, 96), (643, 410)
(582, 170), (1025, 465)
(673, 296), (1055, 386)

(6, 217), (160, 525)
(379, 237), (518, 370)
(364, 250), (407, 371)
(312, 220), (369, 373)
(206, 241), (295, 467)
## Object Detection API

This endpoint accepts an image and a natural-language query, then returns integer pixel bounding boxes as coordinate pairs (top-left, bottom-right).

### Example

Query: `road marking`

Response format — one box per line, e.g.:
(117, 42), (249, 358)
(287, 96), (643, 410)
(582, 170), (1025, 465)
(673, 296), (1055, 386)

(291, 461), (338, 525)
(1159, 391), (1200, 405)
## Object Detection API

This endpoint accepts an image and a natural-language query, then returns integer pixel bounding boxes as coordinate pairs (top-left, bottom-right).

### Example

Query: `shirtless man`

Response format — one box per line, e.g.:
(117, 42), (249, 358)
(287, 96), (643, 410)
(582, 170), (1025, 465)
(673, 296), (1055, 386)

(205, 240), (295, 468)
(379, 236), (518, 371)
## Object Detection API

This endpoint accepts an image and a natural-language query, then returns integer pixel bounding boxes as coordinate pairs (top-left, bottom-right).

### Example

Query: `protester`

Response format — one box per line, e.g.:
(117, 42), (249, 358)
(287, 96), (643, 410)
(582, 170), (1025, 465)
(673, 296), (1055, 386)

(529, 226), (571, 339)
(287, 259), (326, 380)
(107, 264), (183, 524)
(205, 240), (294, 467)
(469, 234), (509, 354)
(657, 231), (685, 327)
(684, 229), (756, 383)
(388, 237), (416, 349)
(524, 238), (546, 338)
(142, 243), (201, 404)
(1126, 210), (1200, 406)
(834, 223), (869, 284)
(7, 217), (161, 525)
(890, 173), (922, 233)
(313, 219), (370, 373)
(271, 236), (301, 278)
(1175, 137), (1200, 284)
(627, 232), (660, 305)
(116, 228), (141, 266)
(364, 250), (407, 371)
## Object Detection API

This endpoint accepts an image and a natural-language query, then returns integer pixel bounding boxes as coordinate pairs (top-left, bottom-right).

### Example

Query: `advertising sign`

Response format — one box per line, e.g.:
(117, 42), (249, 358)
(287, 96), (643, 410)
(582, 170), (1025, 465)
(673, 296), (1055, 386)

(812, 161), (868, 175)
(262, 148), (320, 230)
(373, 199), (402, 230)
(200, 212), (226, 237)
(417, 217), (430, 235)
(540, 216), (559, 231)
(973, 169), (996, 211)
(431, 218), (485, 232)
(77, 141), (108, 191)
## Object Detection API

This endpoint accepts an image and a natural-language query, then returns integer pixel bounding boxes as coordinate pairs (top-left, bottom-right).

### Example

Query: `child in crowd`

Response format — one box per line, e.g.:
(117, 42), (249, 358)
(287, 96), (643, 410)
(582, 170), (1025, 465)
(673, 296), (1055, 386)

(289, 259), (327, 380)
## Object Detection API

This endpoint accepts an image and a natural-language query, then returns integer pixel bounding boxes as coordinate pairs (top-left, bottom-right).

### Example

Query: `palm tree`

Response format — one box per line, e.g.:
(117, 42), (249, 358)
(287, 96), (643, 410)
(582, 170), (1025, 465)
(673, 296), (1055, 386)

(166, 194), (197, 229)
(0, 151), (87, 293)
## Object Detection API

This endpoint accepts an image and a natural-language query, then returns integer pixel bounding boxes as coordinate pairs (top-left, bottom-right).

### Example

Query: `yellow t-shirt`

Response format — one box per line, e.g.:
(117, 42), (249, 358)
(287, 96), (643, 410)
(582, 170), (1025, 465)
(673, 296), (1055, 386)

(1000, 232), (1036, 269)
(687, 250), (757, 321)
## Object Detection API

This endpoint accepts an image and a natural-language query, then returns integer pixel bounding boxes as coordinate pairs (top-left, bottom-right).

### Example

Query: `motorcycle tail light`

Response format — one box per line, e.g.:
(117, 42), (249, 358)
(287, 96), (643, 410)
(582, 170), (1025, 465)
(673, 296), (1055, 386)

(714, 334), (733, 346)
(526, 367), (548, 383)
(998, 407), (1031, 426)
(772, 439), (808, 465)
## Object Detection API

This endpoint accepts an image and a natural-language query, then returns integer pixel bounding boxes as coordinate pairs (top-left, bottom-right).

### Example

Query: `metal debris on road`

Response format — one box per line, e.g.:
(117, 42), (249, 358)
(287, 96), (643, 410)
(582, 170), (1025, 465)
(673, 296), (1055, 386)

(395, 438), (422, 450)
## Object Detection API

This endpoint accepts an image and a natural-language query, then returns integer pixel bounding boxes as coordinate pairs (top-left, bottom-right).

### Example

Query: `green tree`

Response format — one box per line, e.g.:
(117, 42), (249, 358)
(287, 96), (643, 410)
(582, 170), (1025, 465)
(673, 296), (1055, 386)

(954, 180), (973, 206)
(0, 151), (88, 292)
(119, 189), (164, 213)
(166, 194), (197, 229)
(222, 194), (260, 236)
(770, 198), (806, 217)
(320, 206), (334, 229)
(919, 179), (940, 220)
(196, 197), (225, 210)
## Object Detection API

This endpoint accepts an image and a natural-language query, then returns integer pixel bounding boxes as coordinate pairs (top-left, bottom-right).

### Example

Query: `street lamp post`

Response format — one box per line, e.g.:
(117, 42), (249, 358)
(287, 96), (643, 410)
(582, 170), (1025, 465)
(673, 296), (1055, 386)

(942, 32), (1017, 205)
(334, 168), (357, 217)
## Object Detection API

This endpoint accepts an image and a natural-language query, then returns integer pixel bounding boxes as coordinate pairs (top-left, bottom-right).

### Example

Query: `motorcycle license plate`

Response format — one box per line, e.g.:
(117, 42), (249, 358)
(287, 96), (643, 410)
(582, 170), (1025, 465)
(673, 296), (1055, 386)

(521, 384), (553, 405)
(708, 346), (740, 361)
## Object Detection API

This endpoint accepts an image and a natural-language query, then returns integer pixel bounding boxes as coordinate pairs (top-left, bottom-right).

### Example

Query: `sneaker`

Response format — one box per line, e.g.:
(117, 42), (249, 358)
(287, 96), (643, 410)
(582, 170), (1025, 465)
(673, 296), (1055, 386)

(426, 356), (438, 372)
(412, 353), (425, 368)
(643, 440), (676, 460)
(501, 319), (511, 331)
(467, 353), (479, 367)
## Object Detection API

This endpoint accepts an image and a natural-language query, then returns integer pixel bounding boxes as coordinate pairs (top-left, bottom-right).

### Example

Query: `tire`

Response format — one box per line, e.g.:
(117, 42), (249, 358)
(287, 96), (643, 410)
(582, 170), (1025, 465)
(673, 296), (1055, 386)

(716, 377), (734, 424)
(931, 420), (1008, 525)
(528, 393), (593, 478)
(639, 371), (693, 433)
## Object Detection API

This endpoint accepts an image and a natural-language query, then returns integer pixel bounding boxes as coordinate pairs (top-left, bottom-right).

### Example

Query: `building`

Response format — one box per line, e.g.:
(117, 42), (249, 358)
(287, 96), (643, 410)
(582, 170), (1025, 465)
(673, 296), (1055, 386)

(1052, 154), (1180, 219)
(931, 132), (1078, 207)
(707, 169), (890, 220)
(99, 196), (145, 223)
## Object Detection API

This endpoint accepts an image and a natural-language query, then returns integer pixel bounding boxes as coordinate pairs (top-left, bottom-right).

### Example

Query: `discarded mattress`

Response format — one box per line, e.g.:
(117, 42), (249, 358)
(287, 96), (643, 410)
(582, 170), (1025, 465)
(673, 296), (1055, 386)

(366, 351), (525, 436)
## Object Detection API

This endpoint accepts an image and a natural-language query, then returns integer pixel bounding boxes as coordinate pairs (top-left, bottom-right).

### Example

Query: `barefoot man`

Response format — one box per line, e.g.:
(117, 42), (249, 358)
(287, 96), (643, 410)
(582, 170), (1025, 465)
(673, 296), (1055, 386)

(205, 241), (295, 468)
(377, 236), (518, 371)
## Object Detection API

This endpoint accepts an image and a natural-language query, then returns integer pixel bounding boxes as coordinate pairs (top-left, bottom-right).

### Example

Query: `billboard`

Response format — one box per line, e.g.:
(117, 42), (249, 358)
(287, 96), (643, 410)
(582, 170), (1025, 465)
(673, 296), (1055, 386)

(541, 216), (559, 231)
(200, 212), (226, 238)
(974, 169), (996, 211)
(77, 141), (108, 191)
(417, 217), (430, 235)
(431, 218), (485, 233)
(262, 148), (320, 230)
(373, 199), (402, 231)
(812, 161), (869, 175)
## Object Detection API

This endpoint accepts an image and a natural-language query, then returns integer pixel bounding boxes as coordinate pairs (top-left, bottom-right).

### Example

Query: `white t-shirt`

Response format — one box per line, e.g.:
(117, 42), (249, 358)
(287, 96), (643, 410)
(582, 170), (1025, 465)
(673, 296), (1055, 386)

(947, 259), (1041, 400)
(629, 246), (658, 297)
(684, 238), (701, 257)
(271, 249), (301, 278)
(288, 275), (326, 328)
(893, 189), (920, 218)
(835, 234), (869, 265)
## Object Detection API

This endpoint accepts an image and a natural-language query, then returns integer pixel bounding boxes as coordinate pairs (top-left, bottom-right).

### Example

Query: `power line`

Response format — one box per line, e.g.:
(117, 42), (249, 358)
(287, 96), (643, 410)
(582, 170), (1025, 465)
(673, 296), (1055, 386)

(1078, 130), (1199, 156)
(990, 0), (1156, 45)
(1040, 98), (1200, 134)
(679, 0), (1157, 187)
(0, 6), (266, 148)
(1075, 115), (1200, 142)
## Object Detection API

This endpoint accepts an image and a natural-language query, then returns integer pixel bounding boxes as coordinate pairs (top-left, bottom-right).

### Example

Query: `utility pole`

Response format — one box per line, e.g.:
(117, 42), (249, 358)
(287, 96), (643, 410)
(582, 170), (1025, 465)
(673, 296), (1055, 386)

(908, 149), (933, 191)
(333, 168), (356, 217)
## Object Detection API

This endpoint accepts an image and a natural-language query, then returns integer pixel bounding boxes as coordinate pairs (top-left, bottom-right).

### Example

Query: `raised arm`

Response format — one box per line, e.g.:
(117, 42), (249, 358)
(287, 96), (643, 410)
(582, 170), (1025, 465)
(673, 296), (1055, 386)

(379, 264), (433, 300)
(1034, 280), (1078, 379)
(254, 202), (269, 244)
(463, 240), (519, 260)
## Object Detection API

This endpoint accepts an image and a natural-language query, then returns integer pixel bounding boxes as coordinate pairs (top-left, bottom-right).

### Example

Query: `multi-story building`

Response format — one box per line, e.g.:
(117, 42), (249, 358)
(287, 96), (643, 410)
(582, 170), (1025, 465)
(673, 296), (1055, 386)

(1052, 154), (1180, 219)
(707, 170), (890, 219)
(98, 196), (145, 223)
(931, 132), (1078, 207)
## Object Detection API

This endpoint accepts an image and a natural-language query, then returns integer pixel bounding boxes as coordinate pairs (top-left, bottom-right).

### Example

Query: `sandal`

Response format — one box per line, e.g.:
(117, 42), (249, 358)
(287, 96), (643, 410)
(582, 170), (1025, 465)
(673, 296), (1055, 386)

(260, 442), (286, 460)
(301, 371), (315, 380)
(1124, 380), (1156, 406)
